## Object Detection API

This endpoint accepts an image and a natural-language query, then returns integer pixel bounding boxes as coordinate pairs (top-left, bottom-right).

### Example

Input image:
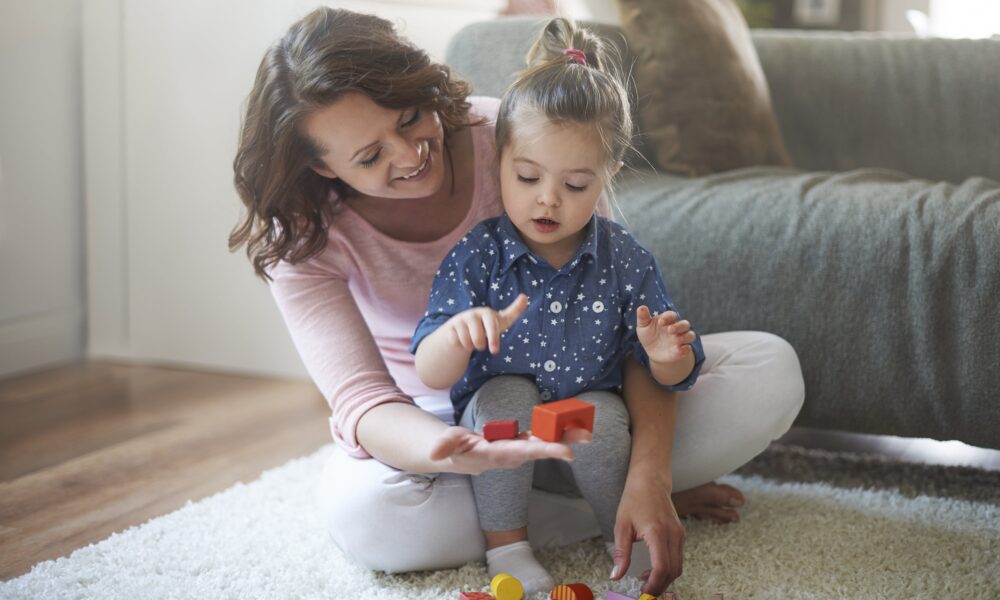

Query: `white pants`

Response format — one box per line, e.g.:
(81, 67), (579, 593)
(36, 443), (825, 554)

(316, 331), (804, 573)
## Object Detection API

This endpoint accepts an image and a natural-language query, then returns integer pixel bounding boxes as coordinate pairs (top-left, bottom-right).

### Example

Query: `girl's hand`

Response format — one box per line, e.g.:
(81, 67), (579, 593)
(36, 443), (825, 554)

(635, 306), (695, 365)
(429, 425), (591, 475)
(444, 294), (529, 354)
(610, 473), (686, 596)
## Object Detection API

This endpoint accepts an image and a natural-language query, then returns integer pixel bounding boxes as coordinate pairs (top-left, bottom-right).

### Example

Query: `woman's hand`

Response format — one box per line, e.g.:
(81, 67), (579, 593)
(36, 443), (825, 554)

(429, 425), (591, 475)
(444, 294), (528, 354)
(636, 306), (695, 365)
(610, 471), (685, 596)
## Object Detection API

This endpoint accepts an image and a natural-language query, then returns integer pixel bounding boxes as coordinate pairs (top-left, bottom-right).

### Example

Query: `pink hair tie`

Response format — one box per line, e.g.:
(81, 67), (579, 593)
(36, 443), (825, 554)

(563, 48), (587, 65)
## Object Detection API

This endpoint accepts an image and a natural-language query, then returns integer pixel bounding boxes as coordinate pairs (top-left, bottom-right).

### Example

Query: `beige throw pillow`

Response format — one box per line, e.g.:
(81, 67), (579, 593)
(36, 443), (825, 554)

(616, 0), (791, 175)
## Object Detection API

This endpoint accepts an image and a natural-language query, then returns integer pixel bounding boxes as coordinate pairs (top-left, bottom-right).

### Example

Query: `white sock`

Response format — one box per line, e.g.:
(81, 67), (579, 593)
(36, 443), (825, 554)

(606, 541), (652, 579)
(486, 540), (555, 595)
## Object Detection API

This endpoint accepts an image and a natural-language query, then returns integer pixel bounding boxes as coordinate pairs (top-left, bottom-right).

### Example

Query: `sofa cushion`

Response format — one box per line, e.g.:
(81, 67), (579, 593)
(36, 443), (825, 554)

(615, 167), (1000, 449)
(615, 0), (791, 176)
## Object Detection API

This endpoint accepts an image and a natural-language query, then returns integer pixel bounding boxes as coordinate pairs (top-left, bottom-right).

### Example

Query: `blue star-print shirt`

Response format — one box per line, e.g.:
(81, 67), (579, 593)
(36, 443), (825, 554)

(410, 213), (705, 420)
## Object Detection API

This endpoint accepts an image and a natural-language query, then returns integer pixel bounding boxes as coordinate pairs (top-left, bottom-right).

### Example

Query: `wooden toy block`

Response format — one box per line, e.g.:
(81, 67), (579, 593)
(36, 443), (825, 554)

(459, 593), (495, 600)
(711, 595), (723, 600)
(531, 398), (595, 442)
(491, 573), (524, 600)
(483, 419), (519, 441)
(550, 583), (594, 600)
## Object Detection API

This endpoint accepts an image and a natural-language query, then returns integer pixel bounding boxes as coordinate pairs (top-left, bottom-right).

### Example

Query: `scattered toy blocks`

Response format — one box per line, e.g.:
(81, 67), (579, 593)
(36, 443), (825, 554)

(531, 398), (595, 442)
(550, 583), (594, 600)
(491, 573), (524, 600)
(483, 419), (519, 441)
(459, 593), (495, 600)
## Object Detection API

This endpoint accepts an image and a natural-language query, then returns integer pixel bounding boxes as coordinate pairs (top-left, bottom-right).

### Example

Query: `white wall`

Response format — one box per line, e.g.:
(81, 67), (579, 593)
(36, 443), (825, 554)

(0, 0), (85, 378)
(85, 1), (502, 379)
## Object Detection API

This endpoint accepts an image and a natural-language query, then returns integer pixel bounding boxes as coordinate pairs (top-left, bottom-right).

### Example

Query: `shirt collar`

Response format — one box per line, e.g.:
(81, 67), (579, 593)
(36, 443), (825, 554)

(496, 213), (601, 275)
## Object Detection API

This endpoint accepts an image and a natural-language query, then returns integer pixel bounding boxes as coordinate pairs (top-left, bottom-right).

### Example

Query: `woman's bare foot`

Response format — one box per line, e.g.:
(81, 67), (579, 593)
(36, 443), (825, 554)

(671, 481), (745, 524)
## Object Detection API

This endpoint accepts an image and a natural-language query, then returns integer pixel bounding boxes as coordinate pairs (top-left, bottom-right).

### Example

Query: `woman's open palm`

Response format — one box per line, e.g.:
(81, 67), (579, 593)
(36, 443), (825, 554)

(429, 425), (591, 475)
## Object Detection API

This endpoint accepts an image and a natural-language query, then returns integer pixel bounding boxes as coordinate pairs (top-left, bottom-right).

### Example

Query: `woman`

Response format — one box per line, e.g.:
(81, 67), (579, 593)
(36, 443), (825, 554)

(230, 7), (804, 596)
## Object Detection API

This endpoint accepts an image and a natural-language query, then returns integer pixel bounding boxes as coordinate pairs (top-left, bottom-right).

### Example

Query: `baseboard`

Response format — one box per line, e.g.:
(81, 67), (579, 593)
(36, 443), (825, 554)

(0, 309), (85, 378)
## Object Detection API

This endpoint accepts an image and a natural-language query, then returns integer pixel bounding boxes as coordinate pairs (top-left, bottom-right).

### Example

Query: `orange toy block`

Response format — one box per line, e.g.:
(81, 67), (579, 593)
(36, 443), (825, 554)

(551, 583), (594, 599)
(459, 593), (495, 600)
(531, 398), (594, 442)
(483, 419), (519, 441)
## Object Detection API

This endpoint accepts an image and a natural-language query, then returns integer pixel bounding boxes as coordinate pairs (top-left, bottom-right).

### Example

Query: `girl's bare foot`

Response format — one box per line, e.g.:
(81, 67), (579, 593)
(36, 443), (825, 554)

(671, 481), (745, 524)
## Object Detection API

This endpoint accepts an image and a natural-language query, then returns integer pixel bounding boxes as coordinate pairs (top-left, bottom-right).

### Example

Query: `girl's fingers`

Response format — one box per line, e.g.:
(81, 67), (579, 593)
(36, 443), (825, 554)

(468, 318), (488, 351)
(483, 312), (501, 354)
(455, 324), (475, 351)
(498, 294), (529, 330)
(636, 305), (652, 327)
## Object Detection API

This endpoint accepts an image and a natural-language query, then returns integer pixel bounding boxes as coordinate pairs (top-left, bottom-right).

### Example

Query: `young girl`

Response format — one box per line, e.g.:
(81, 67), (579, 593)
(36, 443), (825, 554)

(411, 18), (705, 594)
(233, 7), (804, 597)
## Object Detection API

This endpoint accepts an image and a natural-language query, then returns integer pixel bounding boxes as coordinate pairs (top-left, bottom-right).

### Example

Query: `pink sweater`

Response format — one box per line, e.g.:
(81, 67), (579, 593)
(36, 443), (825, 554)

(269, 97), (505, 458)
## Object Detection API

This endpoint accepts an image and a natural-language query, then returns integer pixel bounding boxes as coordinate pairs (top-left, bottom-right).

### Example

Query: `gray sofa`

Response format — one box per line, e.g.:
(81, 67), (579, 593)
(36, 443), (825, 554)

(446, 18), (1000, 450)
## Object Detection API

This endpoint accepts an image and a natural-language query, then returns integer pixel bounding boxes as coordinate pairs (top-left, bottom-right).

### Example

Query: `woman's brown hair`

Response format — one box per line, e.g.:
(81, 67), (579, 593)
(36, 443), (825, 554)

(231, 7), (474, 280)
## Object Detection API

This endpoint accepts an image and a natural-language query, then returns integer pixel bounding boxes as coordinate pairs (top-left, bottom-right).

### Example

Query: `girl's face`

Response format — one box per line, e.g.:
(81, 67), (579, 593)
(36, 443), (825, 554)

(303, 92), (446, 200)
(499, 116), (619, 265)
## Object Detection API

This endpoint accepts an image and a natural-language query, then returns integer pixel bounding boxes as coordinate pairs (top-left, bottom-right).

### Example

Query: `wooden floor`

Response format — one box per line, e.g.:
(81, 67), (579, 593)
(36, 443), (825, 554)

(2, 361), (998, 582)
(0, 361), (330, 580)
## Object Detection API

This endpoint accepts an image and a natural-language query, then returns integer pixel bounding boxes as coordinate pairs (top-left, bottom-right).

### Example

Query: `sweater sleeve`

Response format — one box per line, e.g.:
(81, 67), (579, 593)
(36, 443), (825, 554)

(268, 256), (415, 459)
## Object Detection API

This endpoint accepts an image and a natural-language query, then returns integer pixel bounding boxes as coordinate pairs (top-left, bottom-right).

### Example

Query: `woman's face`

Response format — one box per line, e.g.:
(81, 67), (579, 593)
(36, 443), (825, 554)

(303, 92), (446, 200)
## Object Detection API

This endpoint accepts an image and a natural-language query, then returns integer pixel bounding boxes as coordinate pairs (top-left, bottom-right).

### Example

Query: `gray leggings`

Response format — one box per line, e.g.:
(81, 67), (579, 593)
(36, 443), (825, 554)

(459, 375), (631, 542)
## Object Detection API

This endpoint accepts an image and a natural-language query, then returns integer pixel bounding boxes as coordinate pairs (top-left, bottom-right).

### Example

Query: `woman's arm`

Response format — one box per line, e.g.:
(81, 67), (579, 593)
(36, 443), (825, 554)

(270, 260), (574, 473)
(611, 354), (686, 596)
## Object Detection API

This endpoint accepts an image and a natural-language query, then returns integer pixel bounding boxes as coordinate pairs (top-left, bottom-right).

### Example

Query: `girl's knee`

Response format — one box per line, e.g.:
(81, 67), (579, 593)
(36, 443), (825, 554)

(472, 375), (540, 422)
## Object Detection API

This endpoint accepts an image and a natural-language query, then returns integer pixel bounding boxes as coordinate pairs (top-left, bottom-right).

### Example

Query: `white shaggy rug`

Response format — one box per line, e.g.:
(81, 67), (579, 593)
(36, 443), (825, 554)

(3, 445), (998, 599)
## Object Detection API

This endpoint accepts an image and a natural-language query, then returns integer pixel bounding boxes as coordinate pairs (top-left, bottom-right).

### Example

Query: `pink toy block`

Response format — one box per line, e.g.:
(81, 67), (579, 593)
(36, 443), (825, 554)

(459, 592), (495, 599)
(483, 419), (519, 441)
(531, 398), (595, 442)
(604, 592), (635, 600)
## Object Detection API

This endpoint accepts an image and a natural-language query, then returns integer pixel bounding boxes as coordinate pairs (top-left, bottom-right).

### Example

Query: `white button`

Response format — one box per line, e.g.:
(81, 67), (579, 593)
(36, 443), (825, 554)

(550, 301), (562, 313)
(543, 360), (557, 372)
(592, 301), (604, 313)
(540, 390), (552, 401)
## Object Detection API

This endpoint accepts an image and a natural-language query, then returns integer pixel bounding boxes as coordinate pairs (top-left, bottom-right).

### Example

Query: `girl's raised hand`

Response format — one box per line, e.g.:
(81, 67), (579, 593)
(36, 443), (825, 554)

(635, 306), (696, 365)
(444, 294), (529, 354)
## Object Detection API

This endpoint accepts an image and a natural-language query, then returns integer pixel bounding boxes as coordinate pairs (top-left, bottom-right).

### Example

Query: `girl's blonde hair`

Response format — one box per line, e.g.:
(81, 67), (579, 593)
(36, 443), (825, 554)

(495, 18), (633, 179)
(231, 7), (474, 280)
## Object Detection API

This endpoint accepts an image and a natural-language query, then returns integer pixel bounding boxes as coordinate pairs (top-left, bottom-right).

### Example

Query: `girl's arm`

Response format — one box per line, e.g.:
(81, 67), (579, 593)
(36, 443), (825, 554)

(413, 324), (476, 390)
(611, 354), (686, 595)
(414, 294), (529, 390)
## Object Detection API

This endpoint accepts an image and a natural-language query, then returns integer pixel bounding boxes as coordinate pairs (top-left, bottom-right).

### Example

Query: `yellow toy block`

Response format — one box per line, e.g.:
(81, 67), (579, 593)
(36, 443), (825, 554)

(490, 573), (523, 600)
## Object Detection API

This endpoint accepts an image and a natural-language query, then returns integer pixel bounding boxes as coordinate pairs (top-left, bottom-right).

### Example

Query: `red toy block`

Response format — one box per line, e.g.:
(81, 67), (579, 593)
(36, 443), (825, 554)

(531, 398), (595, 442)
(483, 419), (519, 441)
(459, 592), (495, 600)
(551, 583), (594, 599)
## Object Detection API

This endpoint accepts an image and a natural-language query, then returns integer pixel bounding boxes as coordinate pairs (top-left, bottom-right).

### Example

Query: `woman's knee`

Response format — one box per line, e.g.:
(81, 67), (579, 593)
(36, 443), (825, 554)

(317, 454), (483, 573)
(758, 332), (806, 422)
